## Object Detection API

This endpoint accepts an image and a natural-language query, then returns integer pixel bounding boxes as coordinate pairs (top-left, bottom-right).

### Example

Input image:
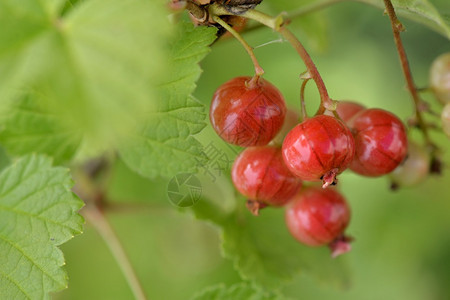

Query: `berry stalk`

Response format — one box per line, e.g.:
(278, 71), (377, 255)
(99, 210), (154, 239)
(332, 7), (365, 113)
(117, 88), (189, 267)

(84, 205), (148, 300)
(300, 78), (310, 121)
(212, 15), (264, 83)
(209, 3), (334, 113)
(382, 0), (436, 152)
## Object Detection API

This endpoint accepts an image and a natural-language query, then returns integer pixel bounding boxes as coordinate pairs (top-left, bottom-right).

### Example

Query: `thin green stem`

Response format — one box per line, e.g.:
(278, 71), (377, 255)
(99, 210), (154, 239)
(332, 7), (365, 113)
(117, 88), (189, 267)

(383, 0), (435, 150)
(208, 4), (334, 113)
(212, 15), (264, 79)
(300, 78), (310, 121)
(277, 25), (332, 114)
(84, 205), (147, 300)
(287, 0), (348, 19)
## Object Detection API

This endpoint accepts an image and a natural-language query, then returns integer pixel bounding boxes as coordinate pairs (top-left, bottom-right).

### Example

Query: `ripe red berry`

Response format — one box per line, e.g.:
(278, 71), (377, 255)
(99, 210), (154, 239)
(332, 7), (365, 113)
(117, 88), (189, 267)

(210, 76), (286, 147)
(348, 108), (408, 177)
(282, 115), (355, 187)
(285, 187), (352, 257)
(325, 101), (366, 123)
(232, 146), (302, 215)
(430, 52), (450, 103)
(390, 141), (429, 188)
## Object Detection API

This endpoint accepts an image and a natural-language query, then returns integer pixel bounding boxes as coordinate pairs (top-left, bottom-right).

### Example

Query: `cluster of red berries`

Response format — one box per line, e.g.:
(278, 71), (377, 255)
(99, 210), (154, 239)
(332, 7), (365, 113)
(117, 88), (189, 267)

(210, 75), (410, 257)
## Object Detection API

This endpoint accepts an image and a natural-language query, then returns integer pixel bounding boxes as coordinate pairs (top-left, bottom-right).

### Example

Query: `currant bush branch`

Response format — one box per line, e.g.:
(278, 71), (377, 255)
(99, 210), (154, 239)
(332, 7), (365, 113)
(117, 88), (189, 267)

(383, 0), (438, 156)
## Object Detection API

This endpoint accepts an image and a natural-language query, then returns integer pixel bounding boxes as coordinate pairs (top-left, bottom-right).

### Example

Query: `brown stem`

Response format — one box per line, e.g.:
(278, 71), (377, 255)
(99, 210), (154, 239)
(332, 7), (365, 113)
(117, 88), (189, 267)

(277, 26), (333, 113)
(383, 0), (435, 151)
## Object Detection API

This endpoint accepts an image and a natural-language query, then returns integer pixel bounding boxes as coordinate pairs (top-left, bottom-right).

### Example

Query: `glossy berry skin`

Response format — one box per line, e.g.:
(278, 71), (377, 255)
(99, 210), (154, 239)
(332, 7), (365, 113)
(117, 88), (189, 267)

(348, 108), (408, 177)
(210, 76), (286, 147)
(430, 52), (450, 103)
(390, 141), (429, 187)
(285, 187), (350, 247)
(232, 146), (302, 207)
(282, 115), (355, 185)
(442, 103), (450, 138)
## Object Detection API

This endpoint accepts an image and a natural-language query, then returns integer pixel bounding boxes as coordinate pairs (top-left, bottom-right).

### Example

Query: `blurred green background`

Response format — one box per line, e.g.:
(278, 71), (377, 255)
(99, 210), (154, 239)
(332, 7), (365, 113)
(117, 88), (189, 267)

(56, 1), (450, 299)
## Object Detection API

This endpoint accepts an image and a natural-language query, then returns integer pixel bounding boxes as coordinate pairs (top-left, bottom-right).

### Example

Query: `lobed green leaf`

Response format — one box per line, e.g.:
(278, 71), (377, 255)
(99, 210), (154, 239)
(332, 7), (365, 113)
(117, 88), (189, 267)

(119, 22), (217, 179)
(192, 193), (351, 290)
(0, 154), (83, 299)
(0, 92), (82, 164)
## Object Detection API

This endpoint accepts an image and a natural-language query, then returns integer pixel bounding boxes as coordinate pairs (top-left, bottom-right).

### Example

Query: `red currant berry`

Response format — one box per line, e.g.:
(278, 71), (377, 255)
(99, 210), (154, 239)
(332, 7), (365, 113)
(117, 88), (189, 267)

(430, 52), (450, 103)
(231, 146), (302, 215)
(390, 141), (429, 188)
(442, 103), (450, 138)
(348, 108), (408, 177)
(282, 115), (355, 187)
(285, 187), (352, 257)
(325, 101), (366, 123)
(210, 76), (286, 147)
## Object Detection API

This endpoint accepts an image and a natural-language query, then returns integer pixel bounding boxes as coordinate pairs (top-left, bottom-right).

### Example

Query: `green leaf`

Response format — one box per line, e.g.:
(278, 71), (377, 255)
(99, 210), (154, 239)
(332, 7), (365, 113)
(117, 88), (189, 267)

(190, 282), (286, 300)
(0, 1), (52, 102)
(0, 92), (82, 164)
(119, 22), (217, 179)
(0, 146), (11, 172)
(0, 0), (173, 156)
(0, 154), (83, 299)
(192, 194), (351, 289)
(357, 0), (450, 39)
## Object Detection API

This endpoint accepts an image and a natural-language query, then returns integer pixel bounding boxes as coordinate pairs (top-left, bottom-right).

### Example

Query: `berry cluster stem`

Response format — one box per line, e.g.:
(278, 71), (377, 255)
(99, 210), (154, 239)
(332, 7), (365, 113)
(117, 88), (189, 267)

(383, 0), (434, 150)
(276, 25), (332, 114)
(209, 3), (334, 113)
(212, 15), (264, 82)
(84, 205), (148, 300)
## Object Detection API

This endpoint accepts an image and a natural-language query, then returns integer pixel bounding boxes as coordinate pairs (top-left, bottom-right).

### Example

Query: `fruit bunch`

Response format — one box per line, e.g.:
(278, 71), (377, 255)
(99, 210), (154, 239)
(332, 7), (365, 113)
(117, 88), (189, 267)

(209, 74), (411, 257)
(187, 0), (449, 258)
